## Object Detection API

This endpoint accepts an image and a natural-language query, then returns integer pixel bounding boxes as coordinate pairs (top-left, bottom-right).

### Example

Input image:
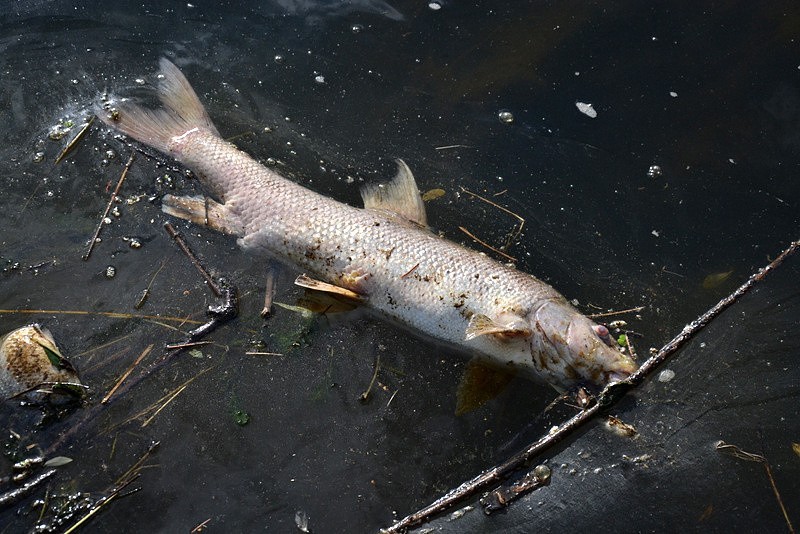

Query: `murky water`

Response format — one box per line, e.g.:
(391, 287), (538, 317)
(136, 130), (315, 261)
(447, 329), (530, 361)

(2, 1), (799, 532)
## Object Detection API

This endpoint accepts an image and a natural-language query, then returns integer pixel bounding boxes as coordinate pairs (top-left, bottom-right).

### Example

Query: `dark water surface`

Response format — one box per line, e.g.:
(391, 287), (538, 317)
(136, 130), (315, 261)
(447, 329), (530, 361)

(1, 1), (799, 532)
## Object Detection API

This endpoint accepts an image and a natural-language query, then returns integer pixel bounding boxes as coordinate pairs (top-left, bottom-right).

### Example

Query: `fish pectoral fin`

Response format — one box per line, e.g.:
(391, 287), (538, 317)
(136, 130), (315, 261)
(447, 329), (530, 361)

(465, 313), (531, 341)
(293, 274), (367, 313)
(162, 195), (244, 236)
(361, 159), (428, 227)
(455, 358), (516, 416)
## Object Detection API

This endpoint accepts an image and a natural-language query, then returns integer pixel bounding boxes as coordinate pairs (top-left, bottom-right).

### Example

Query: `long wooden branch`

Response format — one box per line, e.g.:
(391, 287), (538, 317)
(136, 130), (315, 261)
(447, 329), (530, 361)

(383, 239), (799, 533)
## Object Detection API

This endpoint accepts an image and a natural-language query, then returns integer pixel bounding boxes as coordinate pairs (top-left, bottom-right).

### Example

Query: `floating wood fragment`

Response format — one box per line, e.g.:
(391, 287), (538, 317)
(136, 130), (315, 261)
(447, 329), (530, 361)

(260, 268), (277, 317)
(55, 116), (95, 164)
(83, 153), (134, 261)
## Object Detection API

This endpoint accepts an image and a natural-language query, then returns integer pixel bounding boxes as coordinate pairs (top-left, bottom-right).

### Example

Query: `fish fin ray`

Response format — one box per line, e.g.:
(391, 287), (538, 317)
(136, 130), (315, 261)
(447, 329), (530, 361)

(162, 194), (244, 235)
(465, 313), (531, 341)
(456, 358), (516, 416)
(294, 274), (366, 303)
(361, 159), (428, 227)
(293, 274), (366, 314)
(96, 59), (218, 152)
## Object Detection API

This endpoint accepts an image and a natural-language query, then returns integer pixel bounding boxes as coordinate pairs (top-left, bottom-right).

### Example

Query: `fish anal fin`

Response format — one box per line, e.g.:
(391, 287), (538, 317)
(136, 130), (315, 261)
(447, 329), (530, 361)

(162, 194), (244, 236)
(456, 359), (516, 416)
(293, 274), (367, 314)
(465, 313), (531, 341)
(361, 159), (428, 227)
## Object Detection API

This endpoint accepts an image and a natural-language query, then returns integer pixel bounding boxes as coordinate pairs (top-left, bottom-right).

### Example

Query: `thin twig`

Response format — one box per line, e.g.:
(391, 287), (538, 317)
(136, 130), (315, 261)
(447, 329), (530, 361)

(384, 239), (800, 533)
(434, 144), (472, 150)
(84, 153), (134, 261)
(61, 473), (140, 534)
(135, 260), (167, 309)
(360, 353), (381, 402)
(163, 222), (222, 297)
(716, 441), (795, 533)
(460, 186), (525, 250)
(458, 226), (517, 263)
(101, 344), (154, 404)
(163, 340), (213, 351)
(588, 306), (645, 319)
(400, 262), (420, 279)
(0, 308), (203, 325)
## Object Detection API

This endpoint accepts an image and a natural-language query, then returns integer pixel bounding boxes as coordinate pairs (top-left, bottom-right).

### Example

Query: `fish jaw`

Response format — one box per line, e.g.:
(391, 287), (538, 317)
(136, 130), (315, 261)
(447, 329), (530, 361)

(529, 301), (638, 390)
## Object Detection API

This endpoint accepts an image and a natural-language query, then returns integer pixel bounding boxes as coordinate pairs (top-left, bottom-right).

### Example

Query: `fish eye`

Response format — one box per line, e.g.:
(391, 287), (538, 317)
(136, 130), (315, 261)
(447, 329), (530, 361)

(594, 324), (615, 346)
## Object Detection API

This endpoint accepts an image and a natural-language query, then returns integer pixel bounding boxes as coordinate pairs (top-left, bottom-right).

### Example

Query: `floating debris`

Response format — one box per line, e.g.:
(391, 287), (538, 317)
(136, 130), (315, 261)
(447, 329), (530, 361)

(0, 324), (83, 401)
(497, 110), (514, 123)
(421, 188), (445, 201)
(575, 101), (597, 118)
(295, 510), (310, 532)
(647, 165), (662, 178)
(657, 369), (676, 383)
(702, 270), (733, 290)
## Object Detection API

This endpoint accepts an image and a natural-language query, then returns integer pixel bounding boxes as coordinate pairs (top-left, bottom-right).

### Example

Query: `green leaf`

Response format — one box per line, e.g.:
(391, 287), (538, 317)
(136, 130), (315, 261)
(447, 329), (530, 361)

(40, 344), (64, 368)
(233, 410), (250, 426)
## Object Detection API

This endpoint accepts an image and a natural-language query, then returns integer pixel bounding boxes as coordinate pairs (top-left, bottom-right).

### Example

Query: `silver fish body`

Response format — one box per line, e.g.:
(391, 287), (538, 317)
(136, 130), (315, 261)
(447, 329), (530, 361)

(98, 59), (637, 390)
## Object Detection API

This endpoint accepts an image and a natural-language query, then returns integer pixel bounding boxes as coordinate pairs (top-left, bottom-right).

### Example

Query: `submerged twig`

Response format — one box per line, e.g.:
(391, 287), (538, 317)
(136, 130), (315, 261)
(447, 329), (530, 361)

(83, 152), (134, 261)
(163, 222), (222, 297)
(384, 239), (800, 532)
(458, 226), (517, 263)
(460, 187), (525, 251)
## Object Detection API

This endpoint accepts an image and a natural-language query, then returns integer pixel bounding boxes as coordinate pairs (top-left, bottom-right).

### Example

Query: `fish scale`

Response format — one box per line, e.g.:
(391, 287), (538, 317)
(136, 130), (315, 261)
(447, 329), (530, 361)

(98, 58), (637, 391)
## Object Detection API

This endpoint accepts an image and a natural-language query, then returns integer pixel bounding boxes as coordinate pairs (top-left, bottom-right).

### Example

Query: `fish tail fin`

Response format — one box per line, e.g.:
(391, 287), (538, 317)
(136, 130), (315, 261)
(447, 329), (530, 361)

(96, 58), (219, 153)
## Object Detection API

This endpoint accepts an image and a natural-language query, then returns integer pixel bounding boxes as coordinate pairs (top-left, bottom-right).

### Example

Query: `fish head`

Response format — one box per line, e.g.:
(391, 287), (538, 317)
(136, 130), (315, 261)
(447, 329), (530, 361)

(528, 301), (638, 390)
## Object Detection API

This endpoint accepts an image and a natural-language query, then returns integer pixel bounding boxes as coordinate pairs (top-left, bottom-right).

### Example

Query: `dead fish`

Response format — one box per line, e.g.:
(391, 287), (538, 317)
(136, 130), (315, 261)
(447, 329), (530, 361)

(97, 59), (637, 392)
(0, 325), (82, 401)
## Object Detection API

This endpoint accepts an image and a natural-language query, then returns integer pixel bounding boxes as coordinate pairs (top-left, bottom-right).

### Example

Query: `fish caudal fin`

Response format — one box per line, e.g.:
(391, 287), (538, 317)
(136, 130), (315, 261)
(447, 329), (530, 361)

(96, 58), (219, 154)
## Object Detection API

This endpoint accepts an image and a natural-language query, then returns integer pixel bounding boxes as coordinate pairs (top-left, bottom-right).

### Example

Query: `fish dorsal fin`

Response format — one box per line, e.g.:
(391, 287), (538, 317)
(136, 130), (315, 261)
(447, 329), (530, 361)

(455, 358), (516, 415)
(465, 313), (531, 341)
(360, 159), (428, 227)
